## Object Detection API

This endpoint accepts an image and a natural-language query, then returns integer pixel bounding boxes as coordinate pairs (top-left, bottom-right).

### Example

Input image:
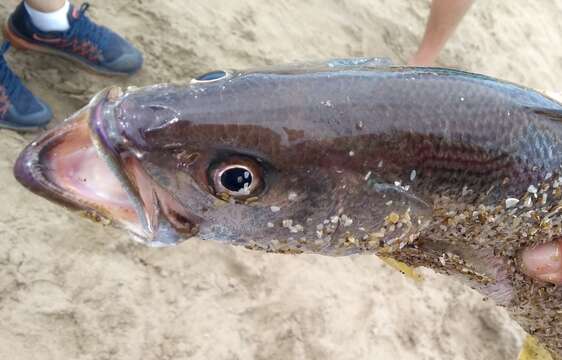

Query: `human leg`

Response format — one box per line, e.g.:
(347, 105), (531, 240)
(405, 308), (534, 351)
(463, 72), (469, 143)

(409, 0), (474, 66)
(24, 0), (70, 32)
(23, 0), (66, 12)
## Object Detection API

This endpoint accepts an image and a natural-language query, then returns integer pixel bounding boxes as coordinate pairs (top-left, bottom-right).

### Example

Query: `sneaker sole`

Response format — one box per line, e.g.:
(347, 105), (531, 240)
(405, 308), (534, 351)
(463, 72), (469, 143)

(3, 20), (136, 77)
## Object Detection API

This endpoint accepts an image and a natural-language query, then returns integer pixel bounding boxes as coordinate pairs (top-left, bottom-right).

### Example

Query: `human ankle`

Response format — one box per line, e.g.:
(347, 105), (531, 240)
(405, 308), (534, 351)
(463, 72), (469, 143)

(24, 0), (70, 32)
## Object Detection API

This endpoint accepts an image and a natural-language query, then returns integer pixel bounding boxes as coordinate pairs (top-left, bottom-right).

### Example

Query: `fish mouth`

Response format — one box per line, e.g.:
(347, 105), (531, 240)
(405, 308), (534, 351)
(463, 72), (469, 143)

(14, 87), (199, 247)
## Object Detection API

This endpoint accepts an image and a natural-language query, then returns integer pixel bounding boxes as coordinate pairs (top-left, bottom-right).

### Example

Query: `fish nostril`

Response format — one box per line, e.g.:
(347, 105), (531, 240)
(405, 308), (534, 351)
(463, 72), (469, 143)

(148, 105), (166, 112)
(191, 70), (229, 83)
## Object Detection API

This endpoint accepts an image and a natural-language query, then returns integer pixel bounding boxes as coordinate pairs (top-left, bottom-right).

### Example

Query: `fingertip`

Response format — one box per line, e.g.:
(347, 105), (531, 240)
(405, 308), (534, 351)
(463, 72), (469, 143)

(521, 240), (562, 285)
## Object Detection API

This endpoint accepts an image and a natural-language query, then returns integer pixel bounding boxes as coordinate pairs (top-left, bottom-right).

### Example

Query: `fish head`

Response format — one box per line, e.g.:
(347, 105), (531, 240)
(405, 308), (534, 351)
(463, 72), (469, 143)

(14, 68), (430, 250)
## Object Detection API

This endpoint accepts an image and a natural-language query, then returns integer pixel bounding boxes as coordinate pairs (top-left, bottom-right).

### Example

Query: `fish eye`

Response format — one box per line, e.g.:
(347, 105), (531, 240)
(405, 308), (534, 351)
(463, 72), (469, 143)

(220, 167), (252, 192)
(209, 156), (264, 201)
(191, 70), (228, 83)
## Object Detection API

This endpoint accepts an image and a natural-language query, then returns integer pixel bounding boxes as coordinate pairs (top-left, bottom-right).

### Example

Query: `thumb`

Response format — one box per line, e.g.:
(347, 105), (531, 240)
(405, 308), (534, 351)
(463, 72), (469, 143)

(521, 240), (562, 284)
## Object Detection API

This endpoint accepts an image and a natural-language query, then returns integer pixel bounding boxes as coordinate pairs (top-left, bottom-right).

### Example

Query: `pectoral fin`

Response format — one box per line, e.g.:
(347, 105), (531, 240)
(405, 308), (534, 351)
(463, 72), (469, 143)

(344, 178), (432, 252)
(326, 57), (394, 68)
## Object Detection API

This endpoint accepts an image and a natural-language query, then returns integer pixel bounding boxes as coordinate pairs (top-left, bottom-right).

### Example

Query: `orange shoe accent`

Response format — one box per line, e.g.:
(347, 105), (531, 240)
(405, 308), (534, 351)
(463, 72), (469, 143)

(3, 21), (36, 51)
(2, 20), (132, 77)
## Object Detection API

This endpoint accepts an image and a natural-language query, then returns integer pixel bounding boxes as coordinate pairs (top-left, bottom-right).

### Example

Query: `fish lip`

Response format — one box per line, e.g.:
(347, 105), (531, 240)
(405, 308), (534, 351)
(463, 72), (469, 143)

(13, 87), (137, 228)
(14, 85), (114, 183)
(14, 105), (96, 212)
(14, 86), (199, 246)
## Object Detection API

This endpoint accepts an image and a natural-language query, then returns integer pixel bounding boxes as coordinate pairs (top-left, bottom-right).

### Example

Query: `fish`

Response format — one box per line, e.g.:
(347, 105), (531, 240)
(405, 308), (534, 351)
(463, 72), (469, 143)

(13, 58), (562, 358)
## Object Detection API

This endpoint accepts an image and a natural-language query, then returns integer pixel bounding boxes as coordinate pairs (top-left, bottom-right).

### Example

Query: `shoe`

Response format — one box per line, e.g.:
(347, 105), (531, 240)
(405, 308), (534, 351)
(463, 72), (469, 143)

(4, 2), (143, 76)
(0, 42), (52, 131)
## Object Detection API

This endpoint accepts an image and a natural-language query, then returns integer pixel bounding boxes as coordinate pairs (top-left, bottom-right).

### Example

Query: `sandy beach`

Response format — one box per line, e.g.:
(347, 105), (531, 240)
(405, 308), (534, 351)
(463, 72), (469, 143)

(1, 1), (561, 359)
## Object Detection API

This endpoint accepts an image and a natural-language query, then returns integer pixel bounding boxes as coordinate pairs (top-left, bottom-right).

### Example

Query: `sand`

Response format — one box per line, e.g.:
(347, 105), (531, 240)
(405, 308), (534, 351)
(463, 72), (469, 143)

(1, 0), (561, 359)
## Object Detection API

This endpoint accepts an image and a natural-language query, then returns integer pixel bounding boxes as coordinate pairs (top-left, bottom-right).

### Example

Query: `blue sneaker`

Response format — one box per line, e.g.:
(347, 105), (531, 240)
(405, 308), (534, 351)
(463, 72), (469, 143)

(0, 42), (52, 131)
(4, 2), (143, 76)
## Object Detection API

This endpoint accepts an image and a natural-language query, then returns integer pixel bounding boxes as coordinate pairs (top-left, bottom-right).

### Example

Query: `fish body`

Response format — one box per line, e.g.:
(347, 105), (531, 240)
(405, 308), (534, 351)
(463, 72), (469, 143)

(14, 59), (562, 357)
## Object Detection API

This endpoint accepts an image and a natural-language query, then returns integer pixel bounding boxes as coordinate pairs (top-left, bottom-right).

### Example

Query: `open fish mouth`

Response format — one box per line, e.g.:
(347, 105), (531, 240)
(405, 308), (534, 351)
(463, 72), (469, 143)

(13, 87), (199, 247)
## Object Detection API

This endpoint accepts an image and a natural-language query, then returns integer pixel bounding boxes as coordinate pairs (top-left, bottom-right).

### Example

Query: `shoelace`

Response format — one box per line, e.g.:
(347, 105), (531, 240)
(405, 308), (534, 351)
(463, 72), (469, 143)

(0, 42), (25, 100)
(63, 3), (110, 53)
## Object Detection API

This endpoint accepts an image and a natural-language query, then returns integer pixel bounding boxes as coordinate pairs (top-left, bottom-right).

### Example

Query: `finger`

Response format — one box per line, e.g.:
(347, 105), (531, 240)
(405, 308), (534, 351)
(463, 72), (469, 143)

(521, 240), (562, 285)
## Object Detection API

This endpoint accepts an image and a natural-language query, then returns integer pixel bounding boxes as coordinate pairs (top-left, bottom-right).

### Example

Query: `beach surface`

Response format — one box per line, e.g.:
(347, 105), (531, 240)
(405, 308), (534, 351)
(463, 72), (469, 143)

(1, 1), (561, 359)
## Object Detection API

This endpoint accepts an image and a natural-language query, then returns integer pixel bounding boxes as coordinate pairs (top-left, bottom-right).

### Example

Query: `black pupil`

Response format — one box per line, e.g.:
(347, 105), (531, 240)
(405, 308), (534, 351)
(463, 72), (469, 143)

(196, 70), (226, 81)
(221, 167), (252, 193)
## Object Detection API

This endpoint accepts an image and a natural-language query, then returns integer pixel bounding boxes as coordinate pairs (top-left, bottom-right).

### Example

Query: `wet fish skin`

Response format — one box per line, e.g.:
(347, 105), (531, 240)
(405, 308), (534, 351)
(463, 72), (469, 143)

(99, 65), (562, 356)
(14, 60), (562, 357)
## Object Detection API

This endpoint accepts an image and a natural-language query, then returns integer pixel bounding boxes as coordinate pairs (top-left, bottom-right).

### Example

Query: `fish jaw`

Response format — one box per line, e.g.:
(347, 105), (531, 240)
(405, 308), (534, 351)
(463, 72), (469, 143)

(13, 103), (143, 233)
(13, 87), (200, 247)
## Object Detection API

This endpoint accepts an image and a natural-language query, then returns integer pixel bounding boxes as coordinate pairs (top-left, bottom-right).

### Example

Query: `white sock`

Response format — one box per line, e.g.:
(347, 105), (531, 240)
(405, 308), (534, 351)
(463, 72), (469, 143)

(24, 1), (70, 32)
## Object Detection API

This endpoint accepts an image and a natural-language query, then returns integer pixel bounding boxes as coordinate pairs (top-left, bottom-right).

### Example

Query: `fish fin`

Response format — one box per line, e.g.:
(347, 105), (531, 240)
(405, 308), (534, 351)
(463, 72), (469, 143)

(518, 336), (554, 360)
(380, 257), (424, 283)
(532, 108), (562, 122)
(325, 57), (393, 68)
(250, 57), (394, 74)
(350, 179), (432, 250)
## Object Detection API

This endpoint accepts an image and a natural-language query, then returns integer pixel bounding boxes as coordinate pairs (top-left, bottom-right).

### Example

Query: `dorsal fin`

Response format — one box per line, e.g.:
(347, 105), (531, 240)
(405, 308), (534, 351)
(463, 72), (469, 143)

(326, 57), (393, 68)
(532, 108), (562, 122)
